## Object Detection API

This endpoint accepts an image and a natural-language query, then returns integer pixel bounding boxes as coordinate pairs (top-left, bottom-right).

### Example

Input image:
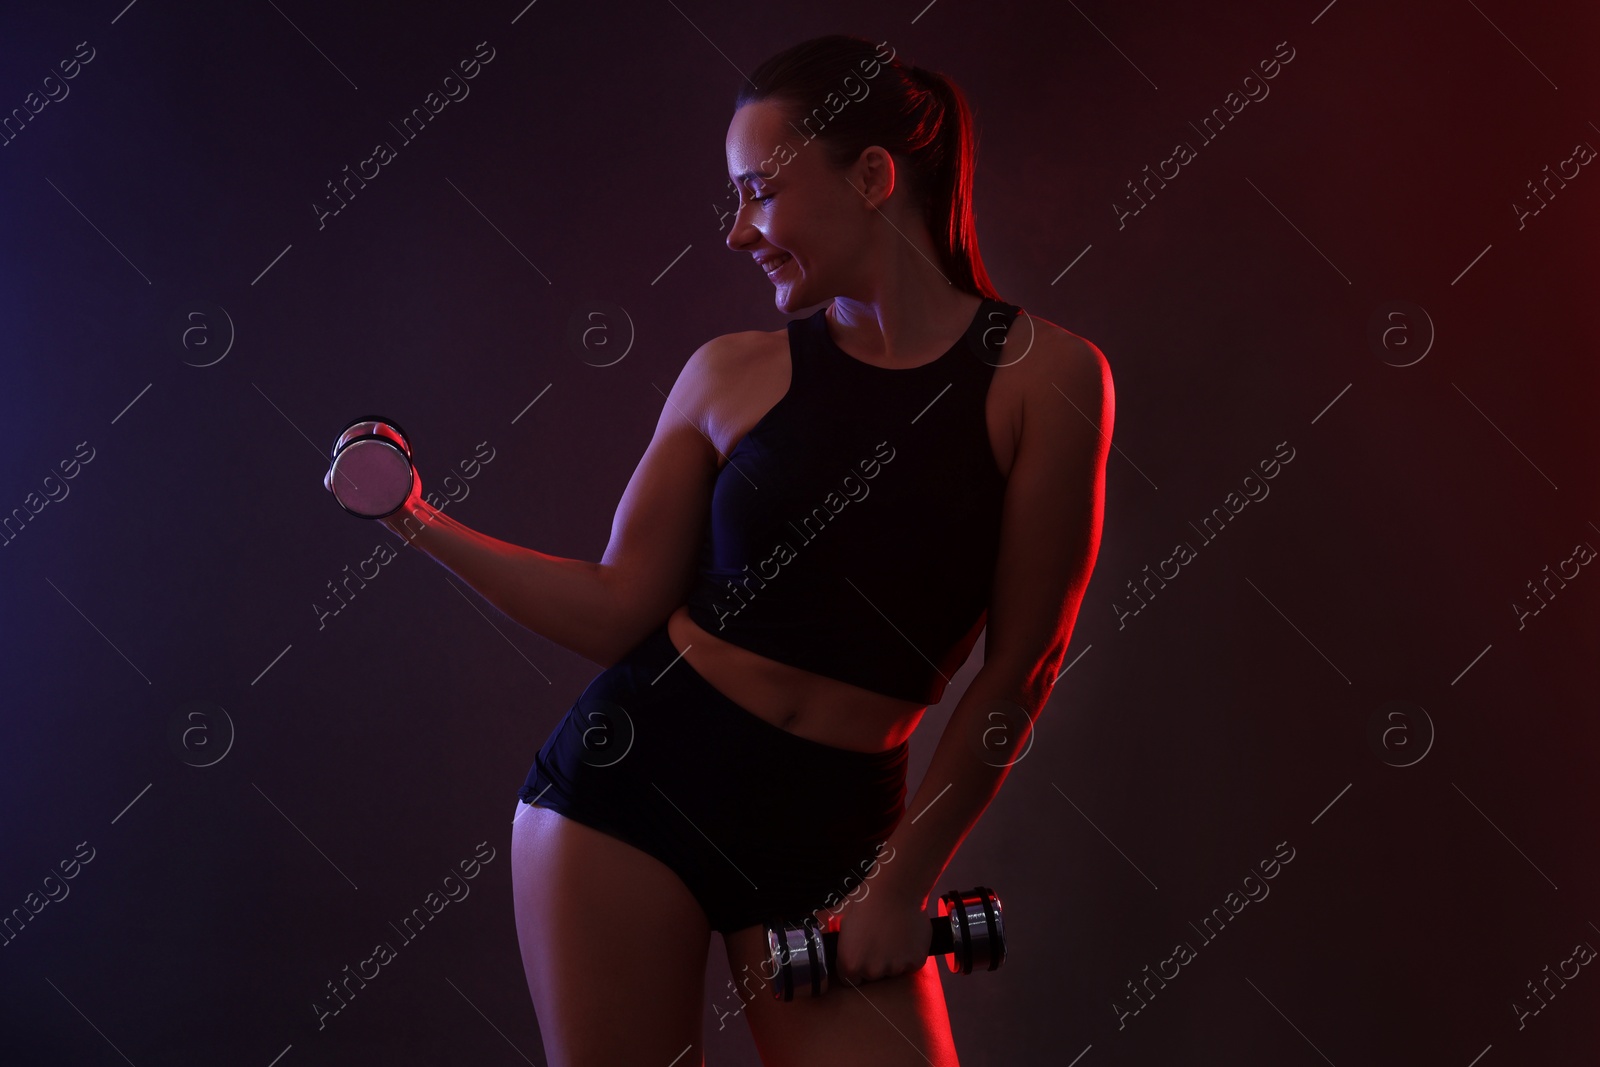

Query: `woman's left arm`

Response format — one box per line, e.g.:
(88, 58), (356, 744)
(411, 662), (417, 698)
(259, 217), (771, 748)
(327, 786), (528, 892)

(831, 330), (1114, 981)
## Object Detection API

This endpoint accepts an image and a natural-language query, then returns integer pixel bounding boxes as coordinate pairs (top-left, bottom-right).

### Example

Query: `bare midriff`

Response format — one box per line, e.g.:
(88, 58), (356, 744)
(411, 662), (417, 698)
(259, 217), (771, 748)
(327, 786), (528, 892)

(665, 604), (928, 753)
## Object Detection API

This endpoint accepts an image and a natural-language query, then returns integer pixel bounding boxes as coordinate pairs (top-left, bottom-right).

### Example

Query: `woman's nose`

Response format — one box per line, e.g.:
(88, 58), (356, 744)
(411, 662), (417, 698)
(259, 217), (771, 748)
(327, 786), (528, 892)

(725, 204), (759, 251)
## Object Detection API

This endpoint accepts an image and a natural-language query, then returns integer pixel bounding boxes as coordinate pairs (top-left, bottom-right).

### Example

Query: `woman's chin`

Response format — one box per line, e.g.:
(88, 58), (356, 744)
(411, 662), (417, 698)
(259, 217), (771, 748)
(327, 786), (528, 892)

(771, 280), (812, 313)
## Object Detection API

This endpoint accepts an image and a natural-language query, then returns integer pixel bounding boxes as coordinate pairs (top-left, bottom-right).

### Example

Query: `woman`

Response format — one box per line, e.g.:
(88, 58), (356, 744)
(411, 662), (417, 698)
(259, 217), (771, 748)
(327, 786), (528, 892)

(379, 34), (1111, 1067)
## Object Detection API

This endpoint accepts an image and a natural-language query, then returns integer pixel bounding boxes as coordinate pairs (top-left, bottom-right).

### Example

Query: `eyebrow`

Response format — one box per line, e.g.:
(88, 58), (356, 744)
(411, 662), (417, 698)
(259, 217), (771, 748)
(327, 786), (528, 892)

(731, 169), (778, 184)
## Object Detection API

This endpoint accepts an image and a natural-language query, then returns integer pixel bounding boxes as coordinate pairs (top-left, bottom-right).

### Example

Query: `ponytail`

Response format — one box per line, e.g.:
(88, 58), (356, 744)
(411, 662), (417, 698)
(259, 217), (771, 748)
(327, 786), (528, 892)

(905, 64), (997, 299)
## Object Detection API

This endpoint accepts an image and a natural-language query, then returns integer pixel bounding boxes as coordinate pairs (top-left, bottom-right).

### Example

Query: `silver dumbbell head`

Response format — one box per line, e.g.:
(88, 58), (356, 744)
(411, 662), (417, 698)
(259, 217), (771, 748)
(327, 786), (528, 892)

(940, 887), (1005, 974)
(326, 416), (415, 519)
(767, 918), (828, 1001)
(331, 415), (411, 459)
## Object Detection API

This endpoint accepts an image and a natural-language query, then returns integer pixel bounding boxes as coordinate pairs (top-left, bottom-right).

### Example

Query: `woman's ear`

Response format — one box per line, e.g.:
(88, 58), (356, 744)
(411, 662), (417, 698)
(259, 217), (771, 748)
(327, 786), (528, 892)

(851, 145), (898, 207)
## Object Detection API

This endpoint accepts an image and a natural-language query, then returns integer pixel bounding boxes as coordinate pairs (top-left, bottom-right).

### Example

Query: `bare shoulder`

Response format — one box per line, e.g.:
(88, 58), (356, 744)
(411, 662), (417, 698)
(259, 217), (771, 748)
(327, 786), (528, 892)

(689, 326), (784, 373)
(1006, 311), (1110, 389)
(676, 327), (788, 456)
(671, 328), (765, 411)
(992, 312), (1113, 468)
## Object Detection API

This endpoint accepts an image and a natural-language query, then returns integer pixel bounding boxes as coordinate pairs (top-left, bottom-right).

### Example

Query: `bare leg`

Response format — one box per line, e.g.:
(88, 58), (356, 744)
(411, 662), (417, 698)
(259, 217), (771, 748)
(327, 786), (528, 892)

(511, 800), (713, 1066)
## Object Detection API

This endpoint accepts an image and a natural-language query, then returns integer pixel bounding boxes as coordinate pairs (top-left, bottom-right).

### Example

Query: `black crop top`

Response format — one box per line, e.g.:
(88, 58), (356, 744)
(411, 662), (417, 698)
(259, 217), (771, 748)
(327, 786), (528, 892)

(684, 297), (1024, 705)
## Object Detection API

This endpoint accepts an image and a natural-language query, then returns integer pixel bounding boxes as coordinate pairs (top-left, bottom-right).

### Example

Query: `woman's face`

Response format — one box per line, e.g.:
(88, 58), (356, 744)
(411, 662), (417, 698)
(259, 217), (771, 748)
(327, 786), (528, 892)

(725, 100), (883, 313)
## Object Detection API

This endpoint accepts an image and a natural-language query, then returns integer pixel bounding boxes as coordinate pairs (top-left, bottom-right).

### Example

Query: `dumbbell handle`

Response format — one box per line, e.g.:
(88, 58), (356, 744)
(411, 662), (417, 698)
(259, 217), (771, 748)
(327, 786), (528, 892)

(814, 916), (957, 970)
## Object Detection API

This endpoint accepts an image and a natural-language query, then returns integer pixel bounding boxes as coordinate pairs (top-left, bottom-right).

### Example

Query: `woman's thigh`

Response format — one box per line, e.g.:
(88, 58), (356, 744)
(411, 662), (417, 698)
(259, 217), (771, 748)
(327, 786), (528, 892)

(722, 922), (960, 1067)
(511, 800), (713, 1067)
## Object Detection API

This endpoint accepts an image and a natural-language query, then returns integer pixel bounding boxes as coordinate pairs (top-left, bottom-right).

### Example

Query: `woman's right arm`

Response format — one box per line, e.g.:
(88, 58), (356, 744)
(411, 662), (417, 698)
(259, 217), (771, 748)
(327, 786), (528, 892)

(376, 335), (738, 667)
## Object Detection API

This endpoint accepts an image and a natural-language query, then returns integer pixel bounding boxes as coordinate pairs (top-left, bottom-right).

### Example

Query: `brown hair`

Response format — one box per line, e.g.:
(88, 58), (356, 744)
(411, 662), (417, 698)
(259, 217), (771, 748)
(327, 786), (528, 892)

(735, 35), (1000, 300)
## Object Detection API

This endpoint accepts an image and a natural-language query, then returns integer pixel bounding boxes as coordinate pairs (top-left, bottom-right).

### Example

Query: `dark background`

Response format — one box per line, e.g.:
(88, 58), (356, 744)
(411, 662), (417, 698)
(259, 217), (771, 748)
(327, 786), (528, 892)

(1, 0), (1595, 1064)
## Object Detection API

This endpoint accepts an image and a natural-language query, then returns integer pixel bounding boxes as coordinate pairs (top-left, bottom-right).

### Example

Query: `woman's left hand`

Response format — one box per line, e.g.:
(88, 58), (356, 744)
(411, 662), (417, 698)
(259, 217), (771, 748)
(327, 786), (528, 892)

(816, 880), (933, 986)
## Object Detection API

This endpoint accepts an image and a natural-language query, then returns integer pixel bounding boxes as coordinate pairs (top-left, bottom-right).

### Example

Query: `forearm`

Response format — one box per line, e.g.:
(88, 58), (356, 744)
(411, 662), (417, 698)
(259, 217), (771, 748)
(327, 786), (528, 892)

(380, 496), (631, 666)
(878, 666), (1041, 909)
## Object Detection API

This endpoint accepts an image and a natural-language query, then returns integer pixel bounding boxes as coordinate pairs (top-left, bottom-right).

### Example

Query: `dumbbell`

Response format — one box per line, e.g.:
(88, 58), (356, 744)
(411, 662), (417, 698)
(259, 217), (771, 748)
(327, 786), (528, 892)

(324, 415), (415, 519)
(765, 886), (1005, 1001)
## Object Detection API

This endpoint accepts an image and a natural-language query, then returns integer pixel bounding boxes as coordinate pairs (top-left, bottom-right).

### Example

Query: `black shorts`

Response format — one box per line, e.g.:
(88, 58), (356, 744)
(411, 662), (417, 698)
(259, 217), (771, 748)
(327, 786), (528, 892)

(516, 622), (909, 935)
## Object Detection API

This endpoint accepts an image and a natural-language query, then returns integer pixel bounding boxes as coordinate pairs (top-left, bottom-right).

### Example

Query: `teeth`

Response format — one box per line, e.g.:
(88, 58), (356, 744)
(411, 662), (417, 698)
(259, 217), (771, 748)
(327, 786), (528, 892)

(763, 255), (790, 273)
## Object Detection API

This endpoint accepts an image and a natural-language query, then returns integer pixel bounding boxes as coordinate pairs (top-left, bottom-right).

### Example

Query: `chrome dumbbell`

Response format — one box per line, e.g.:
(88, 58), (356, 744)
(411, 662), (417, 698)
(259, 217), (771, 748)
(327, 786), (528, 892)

(324, 415), (415, 519)
(765, 886), (1005, 1001)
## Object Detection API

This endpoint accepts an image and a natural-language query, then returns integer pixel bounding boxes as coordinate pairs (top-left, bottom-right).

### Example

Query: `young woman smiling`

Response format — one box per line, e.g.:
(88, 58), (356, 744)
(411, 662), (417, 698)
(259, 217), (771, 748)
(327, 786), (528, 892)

(381, 33), (1112, 1067)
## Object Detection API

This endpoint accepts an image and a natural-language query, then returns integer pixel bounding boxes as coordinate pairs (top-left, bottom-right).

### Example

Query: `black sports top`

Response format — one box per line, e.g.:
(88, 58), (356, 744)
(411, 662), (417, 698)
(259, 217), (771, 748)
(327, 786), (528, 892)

(684, 297), (1024, 705)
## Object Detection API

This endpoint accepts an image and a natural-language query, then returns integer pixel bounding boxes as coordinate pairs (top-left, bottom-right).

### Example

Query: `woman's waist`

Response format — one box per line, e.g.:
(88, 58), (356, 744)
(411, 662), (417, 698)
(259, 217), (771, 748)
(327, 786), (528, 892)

(666, 606), (925, 753)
